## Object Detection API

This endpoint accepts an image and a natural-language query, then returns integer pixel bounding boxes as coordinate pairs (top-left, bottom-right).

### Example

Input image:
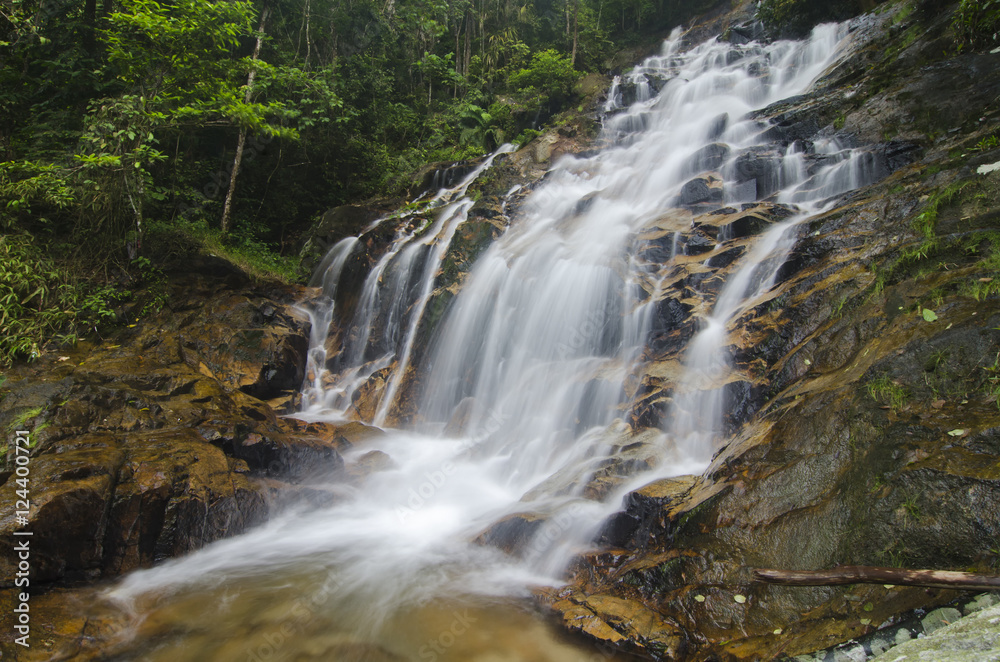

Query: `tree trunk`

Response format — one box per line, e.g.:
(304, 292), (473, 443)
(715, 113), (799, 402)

(220, 6), (269, 235)
(83, 0), (98, 54)
(453, 18), (461, 97)
(754, 566), (1000, 591)
(464, 12), (471, 79)
(571, 0), (578, 66)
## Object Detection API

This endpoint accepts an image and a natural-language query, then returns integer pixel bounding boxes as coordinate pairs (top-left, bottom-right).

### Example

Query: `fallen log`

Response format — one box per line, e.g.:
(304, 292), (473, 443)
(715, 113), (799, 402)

(753, 566), (1000, 591)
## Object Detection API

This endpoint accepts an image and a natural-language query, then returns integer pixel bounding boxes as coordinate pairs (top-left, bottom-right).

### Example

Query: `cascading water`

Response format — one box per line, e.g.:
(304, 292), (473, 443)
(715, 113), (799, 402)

(93, 21), (888, 660)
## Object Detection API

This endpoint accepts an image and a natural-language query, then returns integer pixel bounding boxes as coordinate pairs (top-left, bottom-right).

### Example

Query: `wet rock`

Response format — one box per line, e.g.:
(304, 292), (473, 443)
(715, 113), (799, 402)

(707, 112), (729, 140)
(102, 429), (267, 575)
(726, 21), (766, 45)
(0, 269), (361, 586)
(551, 592), (689, 659)
(869, 603), (1000, 661)
(298, 205), (383, 276)
(222, 426), (345, 480)
(682, 143), (731, 176)
(681, 228), (717, 255)
(678, 174), (725, 206)
(347, 450), (396, 480)
(0, 437), (122, 582)
(599, 475), (699, 548)
(731, 147), (782, 200)
(474, 512), (545, 555)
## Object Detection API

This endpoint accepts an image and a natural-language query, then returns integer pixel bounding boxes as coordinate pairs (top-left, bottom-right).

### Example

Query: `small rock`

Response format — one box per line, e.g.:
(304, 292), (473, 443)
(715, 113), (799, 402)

(921, 607), (962, 634)
(963, 593), (1000, 615)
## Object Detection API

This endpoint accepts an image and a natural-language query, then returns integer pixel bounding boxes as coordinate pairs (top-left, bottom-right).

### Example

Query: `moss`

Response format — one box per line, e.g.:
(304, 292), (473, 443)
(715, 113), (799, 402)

(867, 374), (909, 410)
(884, 24), (921, 60)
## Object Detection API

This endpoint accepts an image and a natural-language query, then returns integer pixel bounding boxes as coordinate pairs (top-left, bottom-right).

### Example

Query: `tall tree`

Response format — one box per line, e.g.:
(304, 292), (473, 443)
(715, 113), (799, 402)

(221, 5), (270, 234)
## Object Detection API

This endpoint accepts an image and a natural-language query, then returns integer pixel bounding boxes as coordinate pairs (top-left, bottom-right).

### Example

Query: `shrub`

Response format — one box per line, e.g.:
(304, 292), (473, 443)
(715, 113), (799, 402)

(952, 0), (1000, 51)
(509, 50), (579, 101)
(0, 234), (131, 365)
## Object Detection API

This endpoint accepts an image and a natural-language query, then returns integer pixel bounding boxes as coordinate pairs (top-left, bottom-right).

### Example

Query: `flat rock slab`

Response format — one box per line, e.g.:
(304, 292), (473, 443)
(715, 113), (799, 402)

(868, 602), (1000, 662)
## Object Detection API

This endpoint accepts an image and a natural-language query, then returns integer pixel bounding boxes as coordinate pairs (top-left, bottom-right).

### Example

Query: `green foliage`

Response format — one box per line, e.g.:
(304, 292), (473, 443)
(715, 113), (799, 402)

(0, 234), (131, 366)
(510, 49), (579, 99)
(901, 491), (922, 523)
(8, 407), (44, 435)
(147, 217), (300, 283)
(757, 0), (879, 35)
(983, 351), (1000, 408)
(952, 0), (1000, 52)
(0, 161), (77, 225)
(974, 134), (1000, 152)
(898, 181), (972, 267)
(867, 374), (908, 410)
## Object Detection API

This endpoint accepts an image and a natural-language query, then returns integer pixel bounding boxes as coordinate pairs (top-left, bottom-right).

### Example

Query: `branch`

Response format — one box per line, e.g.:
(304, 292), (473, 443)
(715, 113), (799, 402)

(753, 566), (1000, 591)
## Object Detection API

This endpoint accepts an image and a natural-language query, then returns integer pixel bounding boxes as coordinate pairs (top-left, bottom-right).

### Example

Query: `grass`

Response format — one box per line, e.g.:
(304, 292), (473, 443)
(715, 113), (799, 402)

(901, 492), (922, 523)
(867, 374), (909, 410)
(878, 541), (908, 568)
(8, 406), (43, 434)
(147, 217), (301, 284)
(868, 179), (992, 305)
(983, 351), (1000, 409)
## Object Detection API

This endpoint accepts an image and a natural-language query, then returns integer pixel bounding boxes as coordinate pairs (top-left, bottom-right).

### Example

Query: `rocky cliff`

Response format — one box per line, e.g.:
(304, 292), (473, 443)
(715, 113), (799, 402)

(537, 1), (1000, 659)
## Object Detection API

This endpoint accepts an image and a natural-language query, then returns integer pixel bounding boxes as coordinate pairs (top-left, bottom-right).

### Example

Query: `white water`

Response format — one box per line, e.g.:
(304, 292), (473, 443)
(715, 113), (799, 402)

(102, 22), (883, 659)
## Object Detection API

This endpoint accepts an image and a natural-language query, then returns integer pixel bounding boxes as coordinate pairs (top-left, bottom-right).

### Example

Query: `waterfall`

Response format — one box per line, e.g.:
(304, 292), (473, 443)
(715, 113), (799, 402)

(99, 21), (888, 658)
(299, 145), (515, 421)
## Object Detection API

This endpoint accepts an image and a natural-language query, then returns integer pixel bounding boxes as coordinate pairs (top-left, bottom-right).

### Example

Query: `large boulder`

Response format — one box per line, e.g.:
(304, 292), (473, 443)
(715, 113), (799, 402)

(0, 261), (378, 587)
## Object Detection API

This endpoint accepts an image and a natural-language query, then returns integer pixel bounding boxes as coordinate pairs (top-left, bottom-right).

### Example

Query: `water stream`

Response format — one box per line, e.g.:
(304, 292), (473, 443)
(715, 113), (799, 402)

(90, 21), (885, 660)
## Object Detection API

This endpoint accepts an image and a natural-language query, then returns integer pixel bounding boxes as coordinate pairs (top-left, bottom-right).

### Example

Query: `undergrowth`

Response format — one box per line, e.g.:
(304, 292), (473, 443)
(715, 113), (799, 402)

(146, 218), (301, 284)
(952, 0), (1000, 52)
(0, 234), (168, 366)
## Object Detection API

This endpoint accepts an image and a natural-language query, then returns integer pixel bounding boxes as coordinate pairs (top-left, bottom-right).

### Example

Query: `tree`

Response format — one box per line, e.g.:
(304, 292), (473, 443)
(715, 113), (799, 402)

(221, 5), (271, 234)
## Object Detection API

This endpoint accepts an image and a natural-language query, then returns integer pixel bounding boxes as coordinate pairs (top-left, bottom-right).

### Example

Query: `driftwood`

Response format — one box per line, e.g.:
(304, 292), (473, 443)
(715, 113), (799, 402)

(753, 566), (1000, 591)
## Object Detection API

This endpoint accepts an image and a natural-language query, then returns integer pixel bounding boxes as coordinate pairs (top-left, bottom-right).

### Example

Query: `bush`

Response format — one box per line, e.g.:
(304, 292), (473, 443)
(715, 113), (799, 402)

(0, 234), (131, 365)
(509, 50), (579, 100)
(757, 0), (877, 36)
(953, 0), (1000, 51)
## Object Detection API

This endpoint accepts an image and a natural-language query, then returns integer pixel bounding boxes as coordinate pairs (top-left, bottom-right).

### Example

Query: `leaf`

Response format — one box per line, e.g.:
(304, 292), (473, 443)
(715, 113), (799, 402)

(947, 429), (965, 436)
(922, 308), (939, 322)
